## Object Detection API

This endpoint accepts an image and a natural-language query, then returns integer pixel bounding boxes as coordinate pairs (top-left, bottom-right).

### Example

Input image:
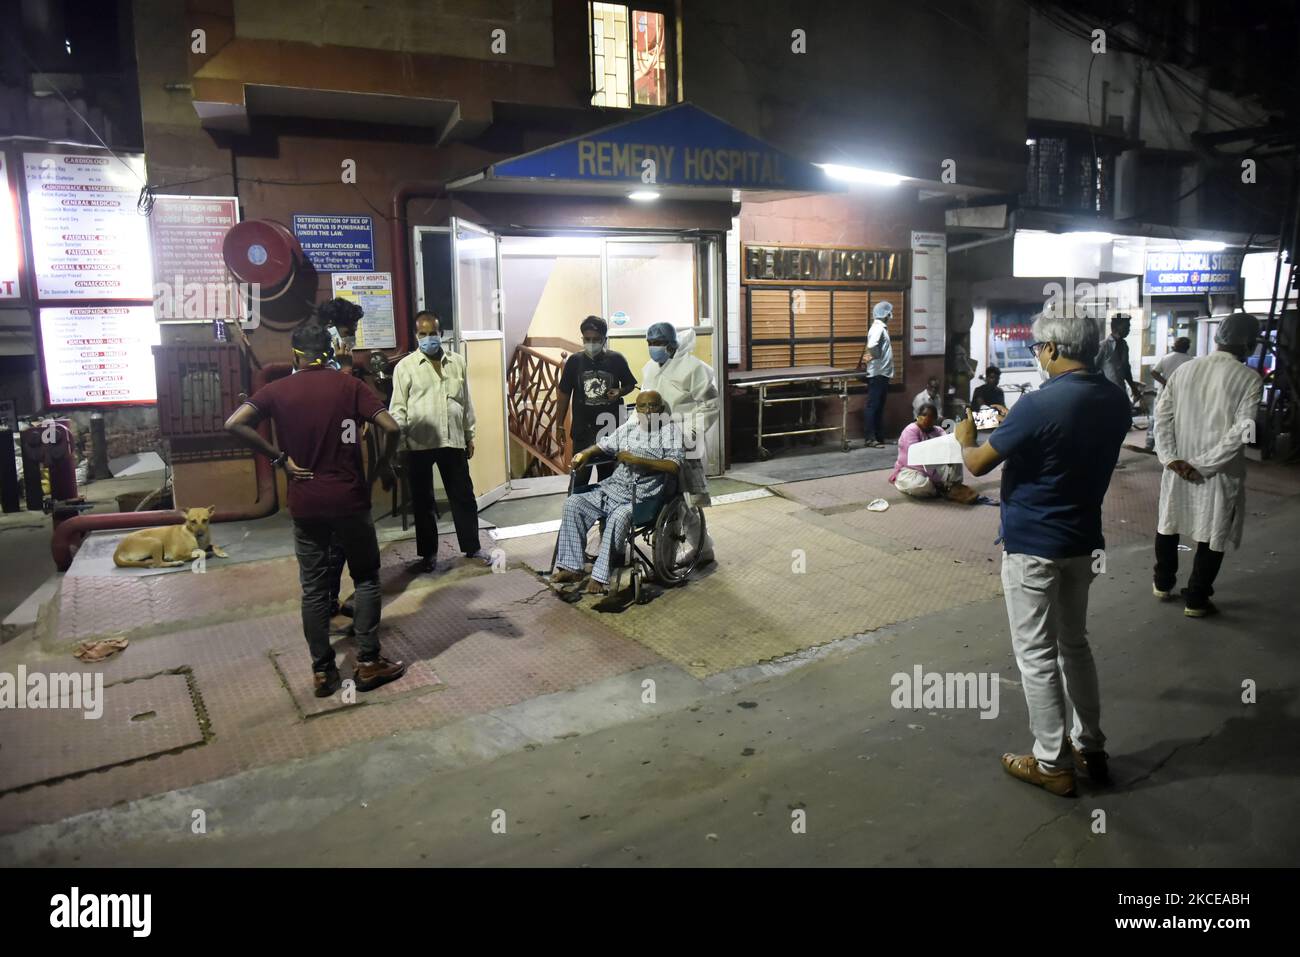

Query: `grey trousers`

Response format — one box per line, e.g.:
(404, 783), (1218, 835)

(1000, 552), (1104, 771)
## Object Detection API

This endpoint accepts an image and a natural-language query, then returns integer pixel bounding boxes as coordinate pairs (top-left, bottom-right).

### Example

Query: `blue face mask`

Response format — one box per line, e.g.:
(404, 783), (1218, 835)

(418, 335), (441, 355)
(649, 346), (670, 364)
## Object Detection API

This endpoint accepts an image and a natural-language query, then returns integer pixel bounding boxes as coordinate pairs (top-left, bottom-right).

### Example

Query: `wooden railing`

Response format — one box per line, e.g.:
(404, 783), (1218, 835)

(506, 339), (578, 475)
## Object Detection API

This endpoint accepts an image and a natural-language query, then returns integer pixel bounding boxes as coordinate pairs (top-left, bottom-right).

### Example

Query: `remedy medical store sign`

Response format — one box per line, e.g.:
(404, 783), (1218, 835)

(0, 155), (20, 299)
(1143, 250), (1243, 296)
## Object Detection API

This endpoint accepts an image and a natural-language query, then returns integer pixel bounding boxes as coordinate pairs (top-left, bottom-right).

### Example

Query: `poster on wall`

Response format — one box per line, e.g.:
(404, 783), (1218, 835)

(909, 231), (946, 356)
(330, 272), (396, 349)
(293, 214), (374, 272)
(988, 303), (1039, 372)
(0, 154), (20, 299)
(40, 305), (161, 406)
(23, 152), (154, 301)
(149, 195), (242, 321)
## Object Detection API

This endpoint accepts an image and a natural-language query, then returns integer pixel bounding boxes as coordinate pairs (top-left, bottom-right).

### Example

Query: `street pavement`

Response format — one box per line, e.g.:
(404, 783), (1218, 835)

(1, 451), (1296, 867)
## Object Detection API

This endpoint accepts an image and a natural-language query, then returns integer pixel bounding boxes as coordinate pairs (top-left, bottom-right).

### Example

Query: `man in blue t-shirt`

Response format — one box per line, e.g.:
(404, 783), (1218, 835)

(956, 309), (1130, 798)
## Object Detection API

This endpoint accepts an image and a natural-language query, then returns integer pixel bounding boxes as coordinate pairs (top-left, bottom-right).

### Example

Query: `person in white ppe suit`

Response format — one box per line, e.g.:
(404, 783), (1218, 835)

(642, 322), (717, 563)
(1153, 313), (1264, 618)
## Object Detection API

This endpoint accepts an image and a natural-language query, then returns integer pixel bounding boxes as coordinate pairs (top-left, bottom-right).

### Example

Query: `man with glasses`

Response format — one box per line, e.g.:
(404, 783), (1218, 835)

(955, 309), (1131, 797)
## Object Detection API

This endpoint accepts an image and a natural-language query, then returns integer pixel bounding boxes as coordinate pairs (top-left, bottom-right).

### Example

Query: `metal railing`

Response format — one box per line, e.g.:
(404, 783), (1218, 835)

(506, 340), (576, 475)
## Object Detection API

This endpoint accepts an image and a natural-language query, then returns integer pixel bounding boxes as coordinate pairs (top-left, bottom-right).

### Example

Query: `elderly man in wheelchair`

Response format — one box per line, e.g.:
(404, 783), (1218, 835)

(552, 390), (703, 598)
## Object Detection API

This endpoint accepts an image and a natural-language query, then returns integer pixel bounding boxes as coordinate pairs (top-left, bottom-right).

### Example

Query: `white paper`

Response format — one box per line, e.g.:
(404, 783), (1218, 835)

(331, 272), (397, 349)
(907, 432), (965, 467)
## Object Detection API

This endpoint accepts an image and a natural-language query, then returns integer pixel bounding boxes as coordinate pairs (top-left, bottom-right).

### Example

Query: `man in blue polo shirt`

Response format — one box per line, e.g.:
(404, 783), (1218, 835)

(956, 309), (1130, 797)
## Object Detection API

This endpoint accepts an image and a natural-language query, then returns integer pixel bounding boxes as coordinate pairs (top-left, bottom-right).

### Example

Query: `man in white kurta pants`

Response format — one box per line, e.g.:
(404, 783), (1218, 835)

(1154, 314), (1264, 618)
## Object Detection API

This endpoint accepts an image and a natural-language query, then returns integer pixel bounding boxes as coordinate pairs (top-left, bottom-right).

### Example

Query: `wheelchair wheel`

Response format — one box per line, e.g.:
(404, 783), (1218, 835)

(652, 499), (706, 585)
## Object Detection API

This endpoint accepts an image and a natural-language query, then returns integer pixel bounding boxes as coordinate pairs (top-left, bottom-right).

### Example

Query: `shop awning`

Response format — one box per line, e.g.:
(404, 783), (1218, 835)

(447, 103), (843, 201)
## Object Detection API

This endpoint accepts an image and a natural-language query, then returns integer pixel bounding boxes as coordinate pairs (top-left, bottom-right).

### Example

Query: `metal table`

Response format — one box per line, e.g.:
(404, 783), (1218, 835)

(730, 365), (863, 460)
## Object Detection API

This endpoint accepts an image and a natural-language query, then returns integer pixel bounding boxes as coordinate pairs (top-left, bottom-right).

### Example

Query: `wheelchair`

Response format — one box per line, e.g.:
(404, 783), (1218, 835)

(552, 453), (707, 604)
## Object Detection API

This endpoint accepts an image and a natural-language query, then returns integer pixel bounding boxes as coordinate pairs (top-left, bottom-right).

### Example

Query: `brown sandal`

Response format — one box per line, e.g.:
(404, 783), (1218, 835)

(1001, 752), (1076, 797)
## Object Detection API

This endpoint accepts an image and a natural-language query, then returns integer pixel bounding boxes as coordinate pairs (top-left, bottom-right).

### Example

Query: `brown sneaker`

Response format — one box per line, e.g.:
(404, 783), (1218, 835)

(1001, 752), (1077, 797)
(1066, 737), (1111, 785)
(353, 656), (406, 692)
(313, 668), (340, 698)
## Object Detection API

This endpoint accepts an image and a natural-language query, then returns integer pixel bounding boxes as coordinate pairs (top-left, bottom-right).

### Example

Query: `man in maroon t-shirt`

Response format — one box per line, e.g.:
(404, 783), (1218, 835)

(225, 322), (405, 698)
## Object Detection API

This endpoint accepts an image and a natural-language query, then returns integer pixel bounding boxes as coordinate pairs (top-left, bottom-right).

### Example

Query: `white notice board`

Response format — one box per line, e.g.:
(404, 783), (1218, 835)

(910, 231), (947, 357)
(0, 154), (20, 299)
(331, 272), (397, 349)
(23, 152), (153, 301)
(40, 305), (161, 406)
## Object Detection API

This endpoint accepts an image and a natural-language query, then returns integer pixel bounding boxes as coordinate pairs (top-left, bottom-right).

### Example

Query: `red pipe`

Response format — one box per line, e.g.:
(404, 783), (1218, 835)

(390, 181), (447, 355)
(49, 363), (292, 571)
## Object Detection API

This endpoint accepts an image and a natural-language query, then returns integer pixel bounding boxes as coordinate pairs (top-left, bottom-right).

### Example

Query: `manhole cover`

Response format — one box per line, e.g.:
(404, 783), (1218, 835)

(0, 671), (204, 793)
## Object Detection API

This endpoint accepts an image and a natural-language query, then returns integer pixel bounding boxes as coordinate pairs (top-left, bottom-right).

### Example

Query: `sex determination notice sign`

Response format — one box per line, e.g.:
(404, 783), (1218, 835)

(292, 214), (374, 272)
(149, 195), (241, 320)
(331, 272), (397, 349)
(40, 305), (161, 406)
(23, 152), (154, 301)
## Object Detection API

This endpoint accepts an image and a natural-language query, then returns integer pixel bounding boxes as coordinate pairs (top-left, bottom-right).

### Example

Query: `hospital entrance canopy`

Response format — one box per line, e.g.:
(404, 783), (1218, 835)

(446, 103), (842, 202)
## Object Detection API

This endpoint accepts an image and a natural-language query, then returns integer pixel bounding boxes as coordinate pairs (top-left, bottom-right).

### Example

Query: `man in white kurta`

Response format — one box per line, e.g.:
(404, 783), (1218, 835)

(1153, 314), (1263, 617)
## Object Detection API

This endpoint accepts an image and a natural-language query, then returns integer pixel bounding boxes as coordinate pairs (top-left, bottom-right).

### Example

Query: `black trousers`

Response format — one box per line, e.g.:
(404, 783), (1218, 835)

(1154, 532), (1225, 608)
(408, 447), (481, 558)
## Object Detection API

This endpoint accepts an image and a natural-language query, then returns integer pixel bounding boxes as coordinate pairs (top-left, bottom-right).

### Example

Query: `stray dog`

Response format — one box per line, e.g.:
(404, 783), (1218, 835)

(113, 506), (228, 568)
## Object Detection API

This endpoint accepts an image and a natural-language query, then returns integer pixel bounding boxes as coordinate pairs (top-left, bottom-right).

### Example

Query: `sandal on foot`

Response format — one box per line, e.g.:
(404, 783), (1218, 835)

(1001, 752), (1076, 797)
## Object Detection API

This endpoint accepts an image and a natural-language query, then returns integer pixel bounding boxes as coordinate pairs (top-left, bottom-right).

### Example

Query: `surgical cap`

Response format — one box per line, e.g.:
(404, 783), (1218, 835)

(646, 322), (678, 344)
(873, 301), (893, 320)
(1214, 313), (1260, 348)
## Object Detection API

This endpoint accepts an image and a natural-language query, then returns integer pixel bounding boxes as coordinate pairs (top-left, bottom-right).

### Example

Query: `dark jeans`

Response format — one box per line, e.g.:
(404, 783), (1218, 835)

(293, 510), (382, 673)
(864, 375), (890, 443)
(408, 446), (481, 558)
(327, 539), (345, 611)
(1154, 532), (1225, 608)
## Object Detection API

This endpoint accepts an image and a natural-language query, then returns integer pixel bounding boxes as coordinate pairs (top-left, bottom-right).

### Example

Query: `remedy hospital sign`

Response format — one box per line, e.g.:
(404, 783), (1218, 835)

(743, 243), (910, 286)
(489, 103), (835, 193)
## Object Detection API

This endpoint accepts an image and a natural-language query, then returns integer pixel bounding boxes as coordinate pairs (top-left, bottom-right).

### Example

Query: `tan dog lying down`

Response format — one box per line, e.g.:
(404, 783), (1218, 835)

(113, 506), (228, 568)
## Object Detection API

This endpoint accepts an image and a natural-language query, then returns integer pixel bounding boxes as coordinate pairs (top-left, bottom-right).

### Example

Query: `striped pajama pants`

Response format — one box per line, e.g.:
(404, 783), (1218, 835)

(555, 487), (635, 585)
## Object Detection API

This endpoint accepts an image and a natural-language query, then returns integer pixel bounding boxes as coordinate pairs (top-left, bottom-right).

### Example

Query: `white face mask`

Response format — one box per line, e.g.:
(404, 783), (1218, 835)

(1037, 348), (1052, 382)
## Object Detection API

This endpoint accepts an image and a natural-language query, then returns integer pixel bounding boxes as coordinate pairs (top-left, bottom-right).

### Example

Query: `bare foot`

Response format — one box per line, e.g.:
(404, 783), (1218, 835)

(551, 568), (583, 584)
(585, 579), (608, 595)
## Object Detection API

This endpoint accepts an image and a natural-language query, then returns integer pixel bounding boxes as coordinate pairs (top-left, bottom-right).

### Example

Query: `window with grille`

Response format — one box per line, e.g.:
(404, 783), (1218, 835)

(589, 2), (674, 108)
(747, 287), (905, 384)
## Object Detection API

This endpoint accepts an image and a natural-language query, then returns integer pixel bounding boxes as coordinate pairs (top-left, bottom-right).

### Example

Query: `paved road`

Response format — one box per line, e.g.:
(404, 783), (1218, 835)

(5, 490), (1296, 867)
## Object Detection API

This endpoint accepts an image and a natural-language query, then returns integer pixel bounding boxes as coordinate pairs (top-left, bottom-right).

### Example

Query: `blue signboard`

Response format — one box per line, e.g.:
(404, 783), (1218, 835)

(490, 103), (836, 193)
(1144, 250), (1242, 296)
(292, 214), (375, 271)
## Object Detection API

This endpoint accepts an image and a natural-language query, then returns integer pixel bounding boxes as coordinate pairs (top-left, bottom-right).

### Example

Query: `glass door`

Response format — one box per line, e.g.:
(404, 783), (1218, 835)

(451, 217), (510, 506)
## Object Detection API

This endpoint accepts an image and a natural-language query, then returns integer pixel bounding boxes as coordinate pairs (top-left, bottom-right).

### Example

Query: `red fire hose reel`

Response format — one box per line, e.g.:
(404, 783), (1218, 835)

(221, 220), (315, 327)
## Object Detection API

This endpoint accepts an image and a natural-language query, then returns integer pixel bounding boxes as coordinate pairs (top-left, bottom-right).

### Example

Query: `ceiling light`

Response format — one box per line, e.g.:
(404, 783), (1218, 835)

(816, 164), (904, 187)
(628, 190), (660, 202)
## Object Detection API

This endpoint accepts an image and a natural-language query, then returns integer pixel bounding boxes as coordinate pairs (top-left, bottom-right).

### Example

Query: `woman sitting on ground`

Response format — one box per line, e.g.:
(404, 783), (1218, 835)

(888, 403), (978, 503)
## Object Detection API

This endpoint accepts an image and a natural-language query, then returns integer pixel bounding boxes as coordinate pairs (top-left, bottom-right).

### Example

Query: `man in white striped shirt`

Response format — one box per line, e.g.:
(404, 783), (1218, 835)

(390, 311), (490, 572)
